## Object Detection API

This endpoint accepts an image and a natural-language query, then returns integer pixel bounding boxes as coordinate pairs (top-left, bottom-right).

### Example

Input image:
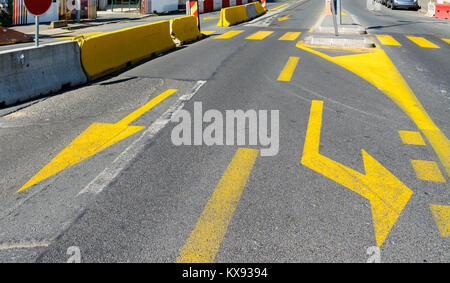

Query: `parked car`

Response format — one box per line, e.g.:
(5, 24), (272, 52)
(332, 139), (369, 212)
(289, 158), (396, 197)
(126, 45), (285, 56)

(386, 0), (420, 10)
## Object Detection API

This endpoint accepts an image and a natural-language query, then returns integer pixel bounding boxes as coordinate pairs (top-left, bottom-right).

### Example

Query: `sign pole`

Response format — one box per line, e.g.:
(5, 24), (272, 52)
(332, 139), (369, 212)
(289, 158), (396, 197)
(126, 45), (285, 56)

(337, 0), (342, 25)
(330, 0), (339, 36)
(196, 0), (200, 31)
(35, 15), (39, 47)
(76, 0), (81, 23)
(24, 0), (52, 46)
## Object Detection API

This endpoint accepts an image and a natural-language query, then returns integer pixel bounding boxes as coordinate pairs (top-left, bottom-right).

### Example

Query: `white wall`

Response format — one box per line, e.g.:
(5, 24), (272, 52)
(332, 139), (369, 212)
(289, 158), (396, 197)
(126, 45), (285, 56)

(26, 1), (59, 24)
(150, 0), (179, 13)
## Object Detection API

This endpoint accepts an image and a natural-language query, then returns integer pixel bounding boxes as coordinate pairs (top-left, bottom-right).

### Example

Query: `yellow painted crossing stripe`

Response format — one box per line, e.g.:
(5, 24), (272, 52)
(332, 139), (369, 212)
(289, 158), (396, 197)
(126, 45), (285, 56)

(441, 38), (450, 44)
(246, 31), (274, 40)
(176, 148), (259, 263)
(214, 30), (244, 39)
(277, 56), (300, 82)
(429, 204), (450, 237)
(278, 32), (301, 41)
(407, 36), (440, 48)
(398, 130), (426, 146)
(411, 160), (446, 182)
(376, 35), (401, 46)
(203, 17), (219, 20)
(201, 31), (216, 36)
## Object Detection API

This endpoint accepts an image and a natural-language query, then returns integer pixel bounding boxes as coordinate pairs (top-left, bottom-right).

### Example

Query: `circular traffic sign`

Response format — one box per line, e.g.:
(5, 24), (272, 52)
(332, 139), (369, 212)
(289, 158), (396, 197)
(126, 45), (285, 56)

(24, 0), (52, 16)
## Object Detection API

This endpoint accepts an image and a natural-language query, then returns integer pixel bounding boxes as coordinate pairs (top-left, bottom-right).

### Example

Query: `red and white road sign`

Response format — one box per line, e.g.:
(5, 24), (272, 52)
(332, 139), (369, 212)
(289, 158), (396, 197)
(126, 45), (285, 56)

(261, 0), (267, 10)
(24, 0), (52, 16)
(190, 0), (199, 18)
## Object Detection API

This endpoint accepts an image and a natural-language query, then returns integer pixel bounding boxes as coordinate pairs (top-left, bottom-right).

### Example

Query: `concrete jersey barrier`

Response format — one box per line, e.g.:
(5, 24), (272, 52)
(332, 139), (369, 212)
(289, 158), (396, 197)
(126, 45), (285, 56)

(218, 2), (266, 27)
(190, 0), (256, 14)
(0, 41), (87, 107)
(170, 15), (202, 44)
(78, 20), (176, 80)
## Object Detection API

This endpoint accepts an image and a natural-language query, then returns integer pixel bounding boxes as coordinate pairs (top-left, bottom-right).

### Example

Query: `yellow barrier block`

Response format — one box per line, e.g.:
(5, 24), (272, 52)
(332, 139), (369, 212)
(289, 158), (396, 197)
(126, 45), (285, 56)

(78, 20), (176, 80)
(254, 1), (267, 15)
(218, 5), (250, 27)
(170, 15), (202, 44)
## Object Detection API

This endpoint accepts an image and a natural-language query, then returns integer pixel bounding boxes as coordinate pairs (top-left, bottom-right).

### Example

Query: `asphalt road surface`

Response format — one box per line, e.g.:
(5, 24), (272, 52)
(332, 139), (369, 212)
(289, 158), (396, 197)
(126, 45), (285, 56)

(0, 0), (448, 263)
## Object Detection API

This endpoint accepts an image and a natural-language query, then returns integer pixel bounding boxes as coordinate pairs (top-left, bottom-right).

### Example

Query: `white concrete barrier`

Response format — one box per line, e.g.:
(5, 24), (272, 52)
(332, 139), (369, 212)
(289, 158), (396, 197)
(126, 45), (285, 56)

(427, 2), (436, 16)
(0, 41), (87, 106)
(246, 2), (259, 19)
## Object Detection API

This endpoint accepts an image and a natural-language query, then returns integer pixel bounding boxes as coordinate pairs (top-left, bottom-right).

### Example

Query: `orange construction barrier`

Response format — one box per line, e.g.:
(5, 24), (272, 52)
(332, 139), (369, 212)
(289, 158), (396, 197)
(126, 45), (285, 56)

(434, 4), (450, 19)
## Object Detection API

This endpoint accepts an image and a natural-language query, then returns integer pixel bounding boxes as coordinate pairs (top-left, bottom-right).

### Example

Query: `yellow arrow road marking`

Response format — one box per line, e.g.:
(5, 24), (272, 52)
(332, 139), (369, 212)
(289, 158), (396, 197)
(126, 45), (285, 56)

(278, 15), (291, 21)
(301, 100), (413, 247)
(176, 148), (259, 263)
(296, 42), (450, 178)
(17, 89), (177, 193)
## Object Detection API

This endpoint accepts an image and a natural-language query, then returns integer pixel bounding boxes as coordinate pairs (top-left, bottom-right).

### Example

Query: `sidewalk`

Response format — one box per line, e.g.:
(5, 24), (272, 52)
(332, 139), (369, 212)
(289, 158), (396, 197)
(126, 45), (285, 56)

(303, 2), (375, 49)
(7, 10), (158, 37)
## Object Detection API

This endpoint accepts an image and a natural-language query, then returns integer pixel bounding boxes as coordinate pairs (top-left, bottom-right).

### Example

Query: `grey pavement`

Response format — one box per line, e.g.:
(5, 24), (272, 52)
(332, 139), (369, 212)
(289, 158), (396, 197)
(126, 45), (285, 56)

(0, 0), (448, 263)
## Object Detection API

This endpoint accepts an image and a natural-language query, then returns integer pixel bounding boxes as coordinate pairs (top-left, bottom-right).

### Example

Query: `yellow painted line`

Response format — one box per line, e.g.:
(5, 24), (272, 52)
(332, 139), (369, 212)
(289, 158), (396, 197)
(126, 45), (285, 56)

(376, 35), (401, 46)
(49, 32), (75, 38)
(17, 89), (177, 193)
(302, 100), (413, 247)
(176, 148), (259, 263)
(278, 32), (301, 41)
(269, 3), (289, 11)
(407, 36), (440, 48)
(201, 31), (216, 35)
(441, 38), (450, 44)
(398, 130), (426, 146)
(246, 31), (274, 40)
(203, 17), (219, 20)
(277, 56), (300, 82)
(296, 41), (450, 178)
(308, 12), (325, 33)
(214, 30), (244, 39)
(56, 32), (102, 40)
(429, 204), (450, 237)
(411, 160), (446, 182)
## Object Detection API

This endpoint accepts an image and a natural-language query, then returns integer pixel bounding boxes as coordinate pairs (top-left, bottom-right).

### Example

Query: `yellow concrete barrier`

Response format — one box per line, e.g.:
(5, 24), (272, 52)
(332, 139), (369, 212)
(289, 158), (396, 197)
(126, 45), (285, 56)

(217, 3), (267, 27)
(170, 15), (202, 44)
(78, 20), (175, 80)
(254, 1), (267, 15)
(217, 5), (250, 27)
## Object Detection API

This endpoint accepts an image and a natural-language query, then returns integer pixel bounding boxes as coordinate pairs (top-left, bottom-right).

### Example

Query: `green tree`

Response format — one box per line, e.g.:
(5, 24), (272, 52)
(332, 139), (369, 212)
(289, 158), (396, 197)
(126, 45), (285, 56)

(0, 0), (12, 26)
